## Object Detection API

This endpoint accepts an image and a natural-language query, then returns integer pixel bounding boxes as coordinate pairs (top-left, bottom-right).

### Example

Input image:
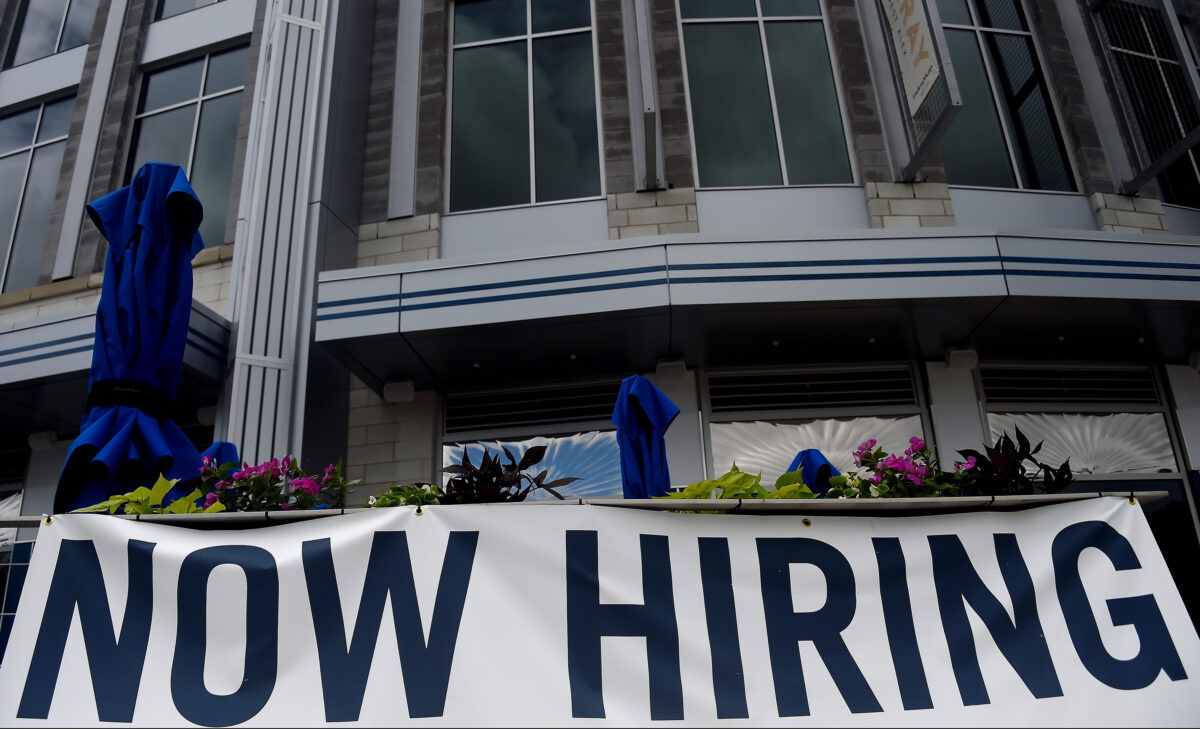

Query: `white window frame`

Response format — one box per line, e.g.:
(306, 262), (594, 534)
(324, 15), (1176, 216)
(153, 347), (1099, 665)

(0, 96), (73, 291)
(444, 0), (607, 215)
(938, 0), (1080, 192)
(675, 0), (858, 190)
(3, 0), (94, 70)
(698, 362), (931, 479)
(974, 361), (1186, 479)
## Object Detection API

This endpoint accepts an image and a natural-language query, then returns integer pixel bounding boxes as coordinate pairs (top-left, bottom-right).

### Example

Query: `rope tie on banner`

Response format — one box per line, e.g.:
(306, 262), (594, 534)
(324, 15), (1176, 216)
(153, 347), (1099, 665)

(414, 505), (424, 516)
(732, 499), (743, 514)
(42, 514), (53, 526)
(1129, 491), (1137, 505)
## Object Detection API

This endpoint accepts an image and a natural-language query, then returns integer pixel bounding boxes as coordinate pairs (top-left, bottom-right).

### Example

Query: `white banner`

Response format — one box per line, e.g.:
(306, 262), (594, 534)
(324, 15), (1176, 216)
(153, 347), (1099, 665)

(881, 0), (941, 114)
(1, 498), (1198, 726)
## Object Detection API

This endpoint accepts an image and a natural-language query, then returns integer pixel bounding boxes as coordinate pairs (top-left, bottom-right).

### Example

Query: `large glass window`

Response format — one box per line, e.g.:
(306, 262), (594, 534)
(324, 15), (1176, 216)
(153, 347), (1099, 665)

(1095, 1), (1200, 207)
(703, 365), (927, 485)
(127, 46), (248, 248)
(3, 0), (98, 69)
(978, 364), (1179, 475)
(443, 431), (622, 500)
(157, 0), (223, 21)
(448, 0), (602, 213)
(678, 0), (852, 187)
(0, 96), (74, 292)
(935, 0), (1075, 190)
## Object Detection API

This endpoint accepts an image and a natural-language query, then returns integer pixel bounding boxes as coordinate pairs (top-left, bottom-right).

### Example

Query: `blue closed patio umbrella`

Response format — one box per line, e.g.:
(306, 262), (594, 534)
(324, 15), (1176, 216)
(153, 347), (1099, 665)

(612, 374), (680, 498)
(785, 448), (841, 497)
(54, 162), (234, 513)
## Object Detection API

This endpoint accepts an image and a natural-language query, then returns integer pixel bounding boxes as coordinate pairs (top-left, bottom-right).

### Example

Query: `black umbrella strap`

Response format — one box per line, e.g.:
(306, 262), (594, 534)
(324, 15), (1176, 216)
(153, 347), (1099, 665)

(87, 380), (174, 419)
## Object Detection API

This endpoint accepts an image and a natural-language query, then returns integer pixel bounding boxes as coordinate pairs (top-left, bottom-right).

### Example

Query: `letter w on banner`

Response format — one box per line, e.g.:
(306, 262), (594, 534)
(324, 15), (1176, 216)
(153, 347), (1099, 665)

(0, 497), (1198, 726)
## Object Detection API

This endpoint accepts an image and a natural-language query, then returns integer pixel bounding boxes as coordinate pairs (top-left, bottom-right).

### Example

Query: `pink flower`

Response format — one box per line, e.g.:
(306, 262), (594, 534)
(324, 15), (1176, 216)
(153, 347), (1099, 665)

(214, 480), (229, 491)
(323, 463), (336, 483)
(202, 493), (218, 508)
(869, 473), (884, 485)
(279, 503), (294, 511)
(955, 455), (977, 472)
(290, 477), (320, 495)
(853, 439), (877, 466)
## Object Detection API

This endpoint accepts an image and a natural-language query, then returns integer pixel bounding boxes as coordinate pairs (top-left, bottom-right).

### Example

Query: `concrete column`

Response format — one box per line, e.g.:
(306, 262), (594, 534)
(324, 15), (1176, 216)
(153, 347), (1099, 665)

(647, 361), (704, 489)
(221, 0), (371, 469)
(1165, 363), (1200, 470)
(924, 352), (988, 468)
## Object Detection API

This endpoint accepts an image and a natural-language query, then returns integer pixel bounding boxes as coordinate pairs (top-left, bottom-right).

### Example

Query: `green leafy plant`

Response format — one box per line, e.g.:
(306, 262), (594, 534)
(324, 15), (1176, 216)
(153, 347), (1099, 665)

(199, 455), (355, 511)
(72, 474), (226, 515)
(655, 463), (817, 504)
(956, 427), (1073, 496)
(368, 482), (441, 507)
(828, 436), (969, 499)
(439, 445), (580, 504)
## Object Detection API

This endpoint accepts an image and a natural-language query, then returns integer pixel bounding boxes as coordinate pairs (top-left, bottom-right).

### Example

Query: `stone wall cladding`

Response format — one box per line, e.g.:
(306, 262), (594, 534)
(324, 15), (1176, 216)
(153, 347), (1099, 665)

(607, 187), (697, 239)
(650, 0), (693, 188)
(223, 0), (269, 247)
(74, 0), (155, 277)
(865, 182), (956, 228)
(358, 0), (399, 224)
(1091, 193), (1169, 233)
(344, 375), (438, 500)
(356, 214), (440, 267)
(40, 0), (113, 287)
(414, 1), (448, 217)
(826, 0), (890, 184)
(596, 0), (635, 195)
(1026, 0), (1114, 196)
(0, 243), (233, 326)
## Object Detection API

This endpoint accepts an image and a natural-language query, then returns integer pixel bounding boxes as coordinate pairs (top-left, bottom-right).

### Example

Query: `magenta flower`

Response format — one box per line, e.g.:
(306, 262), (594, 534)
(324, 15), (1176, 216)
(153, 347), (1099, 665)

(290, 477), (320, 495)
(323, 463), (335, 483)
(202, 493), (219, 508)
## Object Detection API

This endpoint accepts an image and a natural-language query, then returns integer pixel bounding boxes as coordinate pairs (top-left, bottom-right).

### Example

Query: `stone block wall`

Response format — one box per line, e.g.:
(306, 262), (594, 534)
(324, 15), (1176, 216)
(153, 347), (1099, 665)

(0, 244), (235, 327)
(356, 214), (440, 267)
(607, 188), (698, 239)
(865, 182), (955, 228)
(1090, 193), (1169, 233)
(344, 375), (439, 502)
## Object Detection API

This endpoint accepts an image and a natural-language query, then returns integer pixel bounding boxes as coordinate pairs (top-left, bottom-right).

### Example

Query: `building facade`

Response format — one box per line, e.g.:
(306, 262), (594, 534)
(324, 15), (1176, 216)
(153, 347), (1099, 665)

(2, 0), (1200, 647)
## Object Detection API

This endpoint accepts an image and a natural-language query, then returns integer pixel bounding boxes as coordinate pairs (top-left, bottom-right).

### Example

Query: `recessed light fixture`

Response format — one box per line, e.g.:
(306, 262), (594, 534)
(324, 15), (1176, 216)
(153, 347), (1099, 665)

(771, 340), (779, 347)
(867, 337), (876, 344)
(569, 353), (577, 360)
(472, 362), (480, 368)
(1057, 335), (1065, 342)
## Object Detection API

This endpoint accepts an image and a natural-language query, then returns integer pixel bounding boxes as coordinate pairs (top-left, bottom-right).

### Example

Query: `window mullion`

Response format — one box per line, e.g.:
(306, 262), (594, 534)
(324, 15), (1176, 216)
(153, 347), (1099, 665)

(186, 56), (212, 175)
(975, 28), (1027, 187)
(1, 148), (37, 292)
(527, 1), (536, 203)
(53, 0), (71, 54)
(756, 9), (789, 185)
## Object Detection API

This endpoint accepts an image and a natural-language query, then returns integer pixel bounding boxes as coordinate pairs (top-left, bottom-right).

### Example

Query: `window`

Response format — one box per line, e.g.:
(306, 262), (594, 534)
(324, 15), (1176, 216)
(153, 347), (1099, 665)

(678, 0), (852, 187)
(157, 0), (223, 21)
(441, 380), (622, 499)
(448, 0), (602, 213)
(1094, 0), (1200, 207)
(0, 96), (74, 292)
(0, 534), (31, 666)
(127, 46), (249, 249)
(3, 0), (97, 69)
(978, 365), (1179, 475)
(703, 365), (927, 485)
(935, 0), (1075, 190)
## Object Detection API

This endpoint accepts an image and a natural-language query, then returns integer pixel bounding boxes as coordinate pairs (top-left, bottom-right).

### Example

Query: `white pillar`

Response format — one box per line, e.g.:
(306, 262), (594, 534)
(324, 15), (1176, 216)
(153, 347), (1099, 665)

(924, 351), (988, 468)
(1165, 363), (1200, 470)
(647, 361), (704, 488)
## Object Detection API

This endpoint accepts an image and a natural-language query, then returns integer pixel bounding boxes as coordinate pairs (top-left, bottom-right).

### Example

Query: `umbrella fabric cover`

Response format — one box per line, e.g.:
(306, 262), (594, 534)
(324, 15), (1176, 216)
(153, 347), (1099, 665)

(612, 374), (680, 498)
(54, 162), (230, 513)
(785, 448), (842, 497)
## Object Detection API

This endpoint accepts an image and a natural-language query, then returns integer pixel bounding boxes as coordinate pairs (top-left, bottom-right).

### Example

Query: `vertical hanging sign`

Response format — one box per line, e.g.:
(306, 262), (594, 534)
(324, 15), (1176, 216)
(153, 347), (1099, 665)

(873, 0), (961, 180)
(880, 0), (940, 114)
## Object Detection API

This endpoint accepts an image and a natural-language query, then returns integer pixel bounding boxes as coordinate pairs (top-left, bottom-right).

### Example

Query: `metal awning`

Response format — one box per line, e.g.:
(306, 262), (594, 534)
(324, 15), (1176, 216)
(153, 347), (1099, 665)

(314, 229), (1200, 394)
